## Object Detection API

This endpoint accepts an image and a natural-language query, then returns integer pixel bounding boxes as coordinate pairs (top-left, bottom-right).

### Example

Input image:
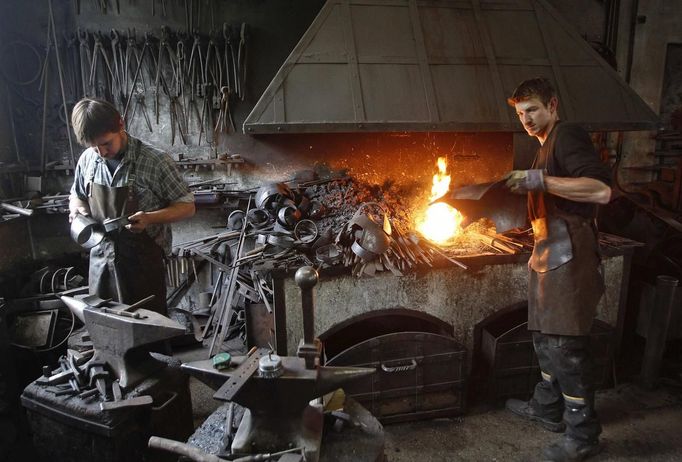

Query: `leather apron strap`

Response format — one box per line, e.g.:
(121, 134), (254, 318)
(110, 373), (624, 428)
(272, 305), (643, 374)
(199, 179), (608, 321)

(528, 122), (573, 273)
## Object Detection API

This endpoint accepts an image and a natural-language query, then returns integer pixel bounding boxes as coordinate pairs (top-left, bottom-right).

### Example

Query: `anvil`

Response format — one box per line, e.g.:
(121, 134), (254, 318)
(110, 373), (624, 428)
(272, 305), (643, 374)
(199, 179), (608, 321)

(182, 266), (376, 462)
(59, 295), (186, 389)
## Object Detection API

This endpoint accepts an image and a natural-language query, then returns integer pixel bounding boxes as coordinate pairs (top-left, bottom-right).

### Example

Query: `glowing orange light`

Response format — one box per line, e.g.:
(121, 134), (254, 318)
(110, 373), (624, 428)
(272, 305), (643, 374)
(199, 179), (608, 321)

(417, 157), (464, 244)
(431, 157), (451, 199)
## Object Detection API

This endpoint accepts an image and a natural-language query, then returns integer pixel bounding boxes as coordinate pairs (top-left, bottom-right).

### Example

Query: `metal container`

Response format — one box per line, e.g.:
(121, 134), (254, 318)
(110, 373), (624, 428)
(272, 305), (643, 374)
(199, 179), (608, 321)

(69, 214), (105, 249)
(327, 331), (466, 424)
(480, 314), (614, 403)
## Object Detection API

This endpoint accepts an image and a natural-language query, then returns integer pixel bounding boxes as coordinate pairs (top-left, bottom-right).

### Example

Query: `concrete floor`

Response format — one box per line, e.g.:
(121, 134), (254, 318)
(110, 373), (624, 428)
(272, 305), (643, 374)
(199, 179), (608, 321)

(383, 383), (682, 462)
(177, 345), (682, 462)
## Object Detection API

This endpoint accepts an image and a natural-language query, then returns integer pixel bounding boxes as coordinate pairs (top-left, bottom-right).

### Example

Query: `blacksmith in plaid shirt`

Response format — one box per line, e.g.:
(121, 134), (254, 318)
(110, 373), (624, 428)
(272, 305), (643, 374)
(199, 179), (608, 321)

(68, 98), (194, 314)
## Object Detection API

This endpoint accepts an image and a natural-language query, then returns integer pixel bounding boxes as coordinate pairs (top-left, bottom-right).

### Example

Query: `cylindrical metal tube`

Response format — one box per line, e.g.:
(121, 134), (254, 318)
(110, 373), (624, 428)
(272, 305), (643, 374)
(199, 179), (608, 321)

(1, 202), (34, 216)
(641, 275), (679, 388)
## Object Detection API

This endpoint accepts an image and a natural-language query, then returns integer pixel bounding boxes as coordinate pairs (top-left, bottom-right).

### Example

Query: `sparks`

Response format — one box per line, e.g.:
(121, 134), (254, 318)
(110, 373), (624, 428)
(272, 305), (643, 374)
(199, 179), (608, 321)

(417, 157), (464, 244)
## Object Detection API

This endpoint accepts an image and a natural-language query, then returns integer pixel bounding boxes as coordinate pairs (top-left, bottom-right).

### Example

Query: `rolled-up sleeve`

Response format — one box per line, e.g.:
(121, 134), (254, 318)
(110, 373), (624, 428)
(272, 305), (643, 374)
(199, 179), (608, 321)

(70, 154), (89, 199)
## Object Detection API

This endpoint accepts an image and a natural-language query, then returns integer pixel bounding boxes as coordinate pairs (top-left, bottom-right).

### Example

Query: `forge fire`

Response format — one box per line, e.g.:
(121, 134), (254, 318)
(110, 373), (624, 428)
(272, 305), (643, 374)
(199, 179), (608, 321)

(416, 157), (465, 244)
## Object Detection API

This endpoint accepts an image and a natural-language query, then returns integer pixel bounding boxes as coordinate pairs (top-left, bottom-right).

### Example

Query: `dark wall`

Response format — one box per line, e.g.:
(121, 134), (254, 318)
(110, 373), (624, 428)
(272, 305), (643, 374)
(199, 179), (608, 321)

(0, 0), (326, 169)
(660, 44), (682, 130)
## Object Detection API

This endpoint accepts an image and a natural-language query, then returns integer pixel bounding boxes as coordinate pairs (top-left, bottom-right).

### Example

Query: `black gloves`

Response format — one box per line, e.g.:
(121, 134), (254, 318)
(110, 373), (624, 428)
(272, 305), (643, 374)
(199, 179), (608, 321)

(504, 169), (546, 194)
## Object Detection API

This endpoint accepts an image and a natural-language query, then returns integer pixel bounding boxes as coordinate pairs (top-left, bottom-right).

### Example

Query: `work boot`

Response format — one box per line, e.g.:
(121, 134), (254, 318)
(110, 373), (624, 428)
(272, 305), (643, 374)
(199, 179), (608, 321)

(541, 435), (602, 461)
(505, 398), (565, 432)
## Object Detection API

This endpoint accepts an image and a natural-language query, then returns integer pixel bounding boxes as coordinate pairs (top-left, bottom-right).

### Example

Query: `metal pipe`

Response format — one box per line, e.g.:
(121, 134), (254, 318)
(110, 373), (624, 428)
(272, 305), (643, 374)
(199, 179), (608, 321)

(604, 0), (620, 54)
(1, 203), (34, 216)
(625, 0), (639, 83)
(641, 275), (679, 388)
(40, 10), (51, 175)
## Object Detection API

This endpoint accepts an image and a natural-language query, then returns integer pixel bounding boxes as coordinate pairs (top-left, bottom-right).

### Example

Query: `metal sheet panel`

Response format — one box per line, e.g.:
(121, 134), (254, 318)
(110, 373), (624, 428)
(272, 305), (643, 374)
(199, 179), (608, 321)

(420, 6), (485, 60)
(360, 64), (429, 120)
(244, 0), (660, 134)
(283, 64), (355, 122)
(431, 65), (498, 122)
(351, 4), (417, 60)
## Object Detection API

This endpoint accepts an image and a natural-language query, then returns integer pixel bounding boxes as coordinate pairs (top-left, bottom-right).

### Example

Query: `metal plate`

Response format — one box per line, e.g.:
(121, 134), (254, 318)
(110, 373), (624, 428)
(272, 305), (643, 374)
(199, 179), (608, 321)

(213, 348), (267, 402)
(10, 310), (57, 347)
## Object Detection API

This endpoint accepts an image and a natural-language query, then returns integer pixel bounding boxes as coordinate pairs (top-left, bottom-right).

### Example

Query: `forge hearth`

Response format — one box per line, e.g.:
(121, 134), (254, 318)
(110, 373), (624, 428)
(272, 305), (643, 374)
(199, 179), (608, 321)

(275, 250), (631, 364)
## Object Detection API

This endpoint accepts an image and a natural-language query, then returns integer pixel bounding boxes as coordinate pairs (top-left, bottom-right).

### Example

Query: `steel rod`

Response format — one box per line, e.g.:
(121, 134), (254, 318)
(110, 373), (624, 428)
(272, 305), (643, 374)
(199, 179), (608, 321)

(208, 196), (252, 357)
(48, 0), (76, 167)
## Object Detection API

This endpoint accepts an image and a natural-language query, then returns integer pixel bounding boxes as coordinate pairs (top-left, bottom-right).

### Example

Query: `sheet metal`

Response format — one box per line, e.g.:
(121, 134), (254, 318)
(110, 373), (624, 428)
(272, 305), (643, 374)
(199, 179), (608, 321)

(244, 0), (660, 134)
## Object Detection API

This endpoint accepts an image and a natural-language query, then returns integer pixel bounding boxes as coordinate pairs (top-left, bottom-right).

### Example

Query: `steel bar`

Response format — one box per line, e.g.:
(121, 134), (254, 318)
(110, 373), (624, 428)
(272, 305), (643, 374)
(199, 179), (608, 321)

(3, 82), (21, 164)
(425, 243), (468, 270)
(121, 294), (155, 312)
(208, 196), (252, 357)
(40, 13), (52, 175)
(175, 230), (239, 248)
(48, 0), (76, 167)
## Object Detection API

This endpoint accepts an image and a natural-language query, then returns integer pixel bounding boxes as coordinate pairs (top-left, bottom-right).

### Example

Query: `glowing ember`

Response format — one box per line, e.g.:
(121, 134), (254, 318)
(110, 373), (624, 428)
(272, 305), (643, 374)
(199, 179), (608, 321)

(417, 157), (464, 244)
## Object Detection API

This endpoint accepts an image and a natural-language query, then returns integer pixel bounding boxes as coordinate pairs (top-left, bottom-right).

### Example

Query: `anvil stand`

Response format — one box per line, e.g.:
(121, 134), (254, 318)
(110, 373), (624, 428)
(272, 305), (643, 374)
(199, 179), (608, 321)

(22, 295), (193, 462)
(182, 266), (382, 462)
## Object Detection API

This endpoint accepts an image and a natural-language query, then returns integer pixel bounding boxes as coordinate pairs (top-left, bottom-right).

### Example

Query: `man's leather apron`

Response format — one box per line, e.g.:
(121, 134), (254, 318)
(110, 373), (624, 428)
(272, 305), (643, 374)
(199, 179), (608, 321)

(527, 123), (604, 336)
(86, 143), (167, 315)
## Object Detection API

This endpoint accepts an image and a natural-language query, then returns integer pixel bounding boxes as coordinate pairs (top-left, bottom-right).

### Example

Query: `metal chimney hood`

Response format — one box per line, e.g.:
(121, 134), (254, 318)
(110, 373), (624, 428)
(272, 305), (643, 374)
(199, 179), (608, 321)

(244, 0), (659, 134)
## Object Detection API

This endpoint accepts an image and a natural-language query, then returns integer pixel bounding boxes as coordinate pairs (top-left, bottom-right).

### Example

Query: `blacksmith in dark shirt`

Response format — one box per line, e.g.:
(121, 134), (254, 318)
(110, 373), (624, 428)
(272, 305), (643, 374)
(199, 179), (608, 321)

(503, 78), (612, 462)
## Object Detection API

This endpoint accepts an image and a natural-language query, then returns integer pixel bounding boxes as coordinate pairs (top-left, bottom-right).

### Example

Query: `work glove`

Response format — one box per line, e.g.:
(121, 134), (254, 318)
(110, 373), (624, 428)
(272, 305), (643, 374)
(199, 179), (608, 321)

(504, 170), (546, 194)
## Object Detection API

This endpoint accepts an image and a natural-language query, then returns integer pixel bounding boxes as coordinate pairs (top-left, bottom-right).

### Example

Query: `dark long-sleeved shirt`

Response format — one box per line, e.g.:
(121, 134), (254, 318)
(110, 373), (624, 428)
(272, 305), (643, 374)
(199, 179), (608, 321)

(544, 122), (612, 218)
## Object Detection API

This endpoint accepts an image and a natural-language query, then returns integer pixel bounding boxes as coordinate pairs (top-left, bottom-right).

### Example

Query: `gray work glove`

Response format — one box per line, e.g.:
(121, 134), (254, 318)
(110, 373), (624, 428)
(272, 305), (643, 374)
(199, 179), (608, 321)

(504, 169), (546, 194)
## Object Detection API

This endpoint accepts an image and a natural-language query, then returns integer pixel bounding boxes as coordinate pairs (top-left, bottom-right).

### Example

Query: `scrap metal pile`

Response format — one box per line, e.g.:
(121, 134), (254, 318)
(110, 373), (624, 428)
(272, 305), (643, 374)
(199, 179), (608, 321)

(35, 348), (147, 409)
(179, 174), (533, 353)
(0, 195), (71, 221)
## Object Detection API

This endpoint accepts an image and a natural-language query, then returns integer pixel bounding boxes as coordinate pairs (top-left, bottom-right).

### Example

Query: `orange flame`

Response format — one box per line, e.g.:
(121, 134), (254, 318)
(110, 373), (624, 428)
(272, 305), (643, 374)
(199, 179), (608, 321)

(417, 157), (463, 244)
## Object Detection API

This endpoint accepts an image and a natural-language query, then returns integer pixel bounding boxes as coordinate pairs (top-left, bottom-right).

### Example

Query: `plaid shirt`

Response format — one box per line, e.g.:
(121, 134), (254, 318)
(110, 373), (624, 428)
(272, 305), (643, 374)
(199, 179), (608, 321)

(70, 135), (193, 254)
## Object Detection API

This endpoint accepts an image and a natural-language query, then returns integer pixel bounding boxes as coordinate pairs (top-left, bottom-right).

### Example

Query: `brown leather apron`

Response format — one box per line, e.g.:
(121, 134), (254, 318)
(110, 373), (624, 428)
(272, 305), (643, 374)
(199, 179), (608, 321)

(527, 123), (604, 336)
(86, 141), (167, 315)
